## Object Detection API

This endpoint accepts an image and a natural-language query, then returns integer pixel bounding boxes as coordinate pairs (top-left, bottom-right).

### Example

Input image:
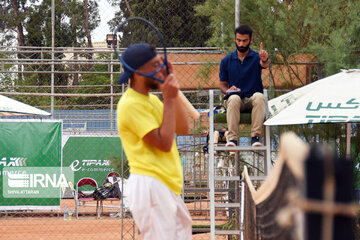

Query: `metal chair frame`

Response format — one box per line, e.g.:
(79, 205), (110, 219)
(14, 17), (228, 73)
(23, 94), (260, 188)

(74, 177), (99, 219)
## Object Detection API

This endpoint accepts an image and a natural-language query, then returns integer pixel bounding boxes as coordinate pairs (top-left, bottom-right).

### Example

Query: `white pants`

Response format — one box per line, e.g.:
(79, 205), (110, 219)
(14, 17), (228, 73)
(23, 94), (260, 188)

(126, 174), (192, 240)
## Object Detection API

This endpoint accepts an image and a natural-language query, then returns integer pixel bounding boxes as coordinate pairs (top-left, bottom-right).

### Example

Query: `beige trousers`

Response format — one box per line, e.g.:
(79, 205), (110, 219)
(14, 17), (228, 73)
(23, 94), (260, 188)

(225, 92), (266, 141)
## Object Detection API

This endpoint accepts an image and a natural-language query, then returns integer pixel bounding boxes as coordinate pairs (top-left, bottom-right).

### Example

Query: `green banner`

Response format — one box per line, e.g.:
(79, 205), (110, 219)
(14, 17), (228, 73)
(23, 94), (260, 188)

(0, 120), (62, 210)
(63, 137), (124, 189)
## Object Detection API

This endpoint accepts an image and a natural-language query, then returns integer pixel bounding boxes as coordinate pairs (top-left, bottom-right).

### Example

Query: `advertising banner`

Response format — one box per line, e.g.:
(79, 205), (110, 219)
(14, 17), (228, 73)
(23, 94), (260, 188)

(63, 136), (124, 189)
(0, 120), (63, 210)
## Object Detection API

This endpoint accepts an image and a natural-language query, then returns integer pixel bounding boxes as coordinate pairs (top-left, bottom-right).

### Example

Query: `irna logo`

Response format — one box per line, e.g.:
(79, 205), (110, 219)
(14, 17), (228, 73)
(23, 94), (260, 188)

(3, 167), (74, 198)
(7, 173), (69, 188)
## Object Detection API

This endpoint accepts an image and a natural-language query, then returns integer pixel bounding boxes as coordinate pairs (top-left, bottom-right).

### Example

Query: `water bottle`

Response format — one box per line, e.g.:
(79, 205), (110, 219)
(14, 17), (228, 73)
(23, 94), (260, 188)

(64, 204), (69, 220)
(68, 209), (72, 220)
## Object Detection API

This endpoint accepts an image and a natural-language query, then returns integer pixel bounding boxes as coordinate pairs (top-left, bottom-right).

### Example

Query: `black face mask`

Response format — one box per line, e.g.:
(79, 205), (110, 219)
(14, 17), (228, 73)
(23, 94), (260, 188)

(236, 42), (250, 53)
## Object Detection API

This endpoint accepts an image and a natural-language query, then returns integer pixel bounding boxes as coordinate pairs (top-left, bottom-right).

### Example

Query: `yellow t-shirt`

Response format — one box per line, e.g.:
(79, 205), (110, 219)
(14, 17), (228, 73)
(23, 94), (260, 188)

(117, 88), (183, 195)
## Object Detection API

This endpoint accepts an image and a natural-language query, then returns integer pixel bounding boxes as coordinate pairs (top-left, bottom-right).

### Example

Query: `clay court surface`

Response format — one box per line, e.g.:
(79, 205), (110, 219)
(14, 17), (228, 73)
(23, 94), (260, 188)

(0, 199), (228, 240)
(0, 218), (137, 240)
(0, 219), (227, 240)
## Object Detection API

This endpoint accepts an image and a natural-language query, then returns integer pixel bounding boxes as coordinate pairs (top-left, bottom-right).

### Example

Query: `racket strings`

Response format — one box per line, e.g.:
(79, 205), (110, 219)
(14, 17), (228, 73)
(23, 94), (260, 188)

(114, 17), (168, 83)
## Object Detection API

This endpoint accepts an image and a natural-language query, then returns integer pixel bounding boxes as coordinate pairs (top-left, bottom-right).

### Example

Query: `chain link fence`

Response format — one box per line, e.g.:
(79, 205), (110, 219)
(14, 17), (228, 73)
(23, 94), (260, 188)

(0, 42), (236, 239)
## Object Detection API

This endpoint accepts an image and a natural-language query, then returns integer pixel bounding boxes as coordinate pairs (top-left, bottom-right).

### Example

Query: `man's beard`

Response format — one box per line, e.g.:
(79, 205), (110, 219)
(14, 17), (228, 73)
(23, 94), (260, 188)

(146, 78), (159, 90)
(236, 42), (250, 53)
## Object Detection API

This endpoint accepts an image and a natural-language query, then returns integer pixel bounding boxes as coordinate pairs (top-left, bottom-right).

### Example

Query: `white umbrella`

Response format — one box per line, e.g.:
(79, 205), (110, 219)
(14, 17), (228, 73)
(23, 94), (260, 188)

(0, 94), (51, 116)
(264, 69), (360, 157)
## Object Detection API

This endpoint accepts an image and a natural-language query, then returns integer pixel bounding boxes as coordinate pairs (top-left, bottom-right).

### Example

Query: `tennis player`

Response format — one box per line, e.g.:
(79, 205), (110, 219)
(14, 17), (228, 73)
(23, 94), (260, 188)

(116, 43), (192, 240)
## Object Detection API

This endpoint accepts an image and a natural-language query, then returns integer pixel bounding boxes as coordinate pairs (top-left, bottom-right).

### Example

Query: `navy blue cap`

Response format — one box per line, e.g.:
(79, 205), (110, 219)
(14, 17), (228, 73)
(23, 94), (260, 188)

(117, 43), (157, 84)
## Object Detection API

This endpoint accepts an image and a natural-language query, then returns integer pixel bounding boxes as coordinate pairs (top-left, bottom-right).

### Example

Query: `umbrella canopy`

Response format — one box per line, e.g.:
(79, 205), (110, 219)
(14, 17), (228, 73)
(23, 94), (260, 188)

(0, 94), (50, 116)
(265, 69), (360, 126)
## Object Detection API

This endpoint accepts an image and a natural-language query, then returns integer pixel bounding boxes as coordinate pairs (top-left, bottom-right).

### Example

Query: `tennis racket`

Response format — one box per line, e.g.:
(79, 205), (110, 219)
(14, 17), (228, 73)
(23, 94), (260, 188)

(113, 17), (200, 120)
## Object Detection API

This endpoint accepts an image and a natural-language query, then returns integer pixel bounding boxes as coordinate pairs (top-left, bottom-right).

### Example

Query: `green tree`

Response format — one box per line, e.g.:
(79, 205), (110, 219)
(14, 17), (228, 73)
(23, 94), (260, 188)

(0, 0), (100, 87)
(195, 0), (235, 50)
(24, 0), (99, 48)
(0, 0), (27, 46)
(23, 0), (100, 86)
(305, 0), (360, 75)
(108, 0), (211, 47)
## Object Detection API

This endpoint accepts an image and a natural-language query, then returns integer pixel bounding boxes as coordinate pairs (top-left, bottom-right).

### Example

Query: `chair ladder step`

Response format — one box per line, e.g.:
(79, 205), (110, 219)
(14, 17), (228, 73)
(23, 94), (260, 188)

(215, 203), (240, 208)
(214, 176), (242, 181)
(215, 146), (267, 151)
(250, 176), (267, 181)
(214, 176), (266, 182)
(215, 229), (241, 235)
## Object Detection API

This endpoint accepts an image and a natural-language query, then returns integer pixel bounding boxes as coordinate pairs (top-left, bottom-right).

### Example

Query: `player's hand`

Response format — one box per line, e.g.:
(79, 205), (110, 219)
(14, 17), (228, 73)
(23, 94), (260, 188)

(161, 73), (179, 100)
(259, 42), (268, 62)
(160, 57), (179, 99)
(160, 57), (173, 78)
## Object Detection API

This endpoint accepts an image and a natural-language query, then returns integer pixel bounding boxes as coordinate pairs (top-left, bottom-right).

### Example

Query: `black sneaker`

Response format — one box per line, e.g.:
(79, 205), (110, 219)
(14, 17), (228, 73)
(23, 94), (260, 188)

(225, 140), (237, 147)
(226, 140), (238, 153)
(251, 136), (262, 147)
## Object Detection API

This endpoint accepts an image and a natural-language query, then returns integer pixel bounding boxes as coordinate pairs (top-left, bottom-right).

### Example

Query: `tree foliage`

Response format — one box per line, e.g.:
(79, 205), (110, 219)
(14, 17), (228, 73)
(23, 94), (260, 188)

(195, 0), (234, 50)
(1, 0), (100, 48)
(0, 0), (100, 86)
(107, 0), (211, 47)
(0, 0), (28, 46)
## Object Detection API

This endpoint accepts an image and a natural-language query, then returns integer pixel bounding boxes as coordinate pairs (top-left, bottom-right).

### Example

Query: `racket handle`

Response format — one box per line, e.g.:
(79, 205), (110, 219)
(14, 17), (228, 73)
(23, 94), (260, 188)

(177, 91), (200, 120)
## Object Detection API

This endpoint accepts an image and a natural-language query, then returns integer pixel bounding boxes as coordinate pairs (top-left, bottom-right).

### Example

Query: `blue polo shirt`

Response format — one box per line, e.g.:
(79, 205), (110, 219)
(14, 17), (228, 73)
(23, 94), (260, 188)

(219, 49), (263, 98)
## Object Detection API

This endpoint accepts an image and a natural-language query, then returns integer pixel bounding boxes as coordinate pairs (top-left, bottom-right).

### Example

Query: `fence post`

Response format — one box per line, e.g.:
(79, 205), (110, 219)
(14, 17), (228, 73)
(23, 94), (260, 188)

(317, 63), (323, 80)
(51, 0), (55, 117)
(110, 52), (114, 131)
(235, 0), (240, 27)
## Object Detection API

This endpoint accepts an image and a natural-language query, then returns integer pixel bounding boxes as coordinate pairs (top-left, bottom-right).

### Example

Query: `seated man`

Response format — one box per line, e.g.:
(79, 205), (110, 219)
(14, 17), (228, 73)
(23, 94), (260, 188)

(219, 24), (270, 147)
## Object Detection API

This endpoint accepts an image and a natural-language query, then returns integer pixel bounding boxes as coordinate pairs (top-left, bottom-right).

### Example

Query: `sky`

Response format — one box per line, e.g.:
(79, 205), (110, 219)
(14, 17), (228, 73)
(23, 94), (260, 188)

(92, 0), (116, 43)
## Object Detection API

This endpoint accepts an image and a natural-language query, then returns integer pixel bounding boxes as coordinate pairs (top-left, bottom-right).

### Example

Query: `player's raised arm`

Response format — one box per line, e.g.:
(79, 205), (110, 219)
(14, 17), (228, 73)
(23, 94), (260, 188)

(165, 59), (190, 135)
(142, 71), (178, 152)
